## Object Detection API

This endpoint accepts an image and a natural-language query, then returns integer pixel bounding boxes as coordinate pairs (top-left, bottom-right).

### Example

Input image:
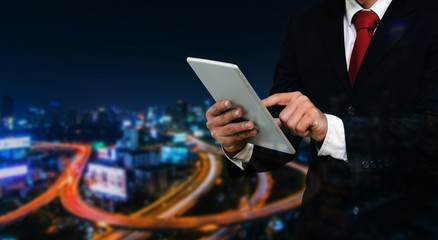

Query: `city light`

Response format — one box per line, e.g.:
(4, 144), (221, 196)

(97, 147), (117, 161)
(0, 136), (31, 151)
(0, 98), (307, 239)
(0, 165), (28, 179)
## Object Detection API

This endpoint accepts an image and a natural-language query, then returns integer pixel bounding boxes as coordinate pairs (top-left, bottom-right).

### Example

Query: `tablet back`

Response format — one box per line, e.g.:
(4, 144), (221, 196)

(187, 57), (295, 154)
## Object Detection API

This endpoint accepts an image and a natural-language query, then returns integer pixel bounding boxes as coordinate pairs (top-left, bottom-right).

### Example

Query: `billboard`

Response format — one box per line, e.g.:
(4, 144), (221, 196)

(172, 133), (187, 143)
(161, 146), (188, 164)
(97, 147), (117, 161)
(0, 137), (31, 151)
(86, 164), (127, 200)
(0, 165), (28, 179)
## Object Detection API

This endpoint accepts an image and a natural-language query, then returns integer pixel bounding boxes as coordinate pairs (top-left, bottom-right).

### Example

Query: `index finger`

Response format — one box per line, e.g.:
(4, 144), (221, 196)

(262, 92), (299, 107)
(206, 100), (232, 117)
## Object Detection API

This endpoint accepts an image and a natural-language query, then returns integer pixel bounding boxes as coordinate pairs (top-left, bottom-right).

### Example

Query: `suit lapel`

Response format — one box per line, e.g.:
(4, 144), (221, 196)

(319, 0), (353, 97)
(355, 0), (416, 87)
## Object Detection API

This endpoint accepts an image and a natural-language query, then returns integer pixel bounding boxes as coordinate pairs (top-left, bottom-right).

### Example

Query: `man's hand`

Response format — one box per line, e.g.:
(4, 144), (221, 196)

(262, 92), (328, 142)
(205, 100), (258, 154)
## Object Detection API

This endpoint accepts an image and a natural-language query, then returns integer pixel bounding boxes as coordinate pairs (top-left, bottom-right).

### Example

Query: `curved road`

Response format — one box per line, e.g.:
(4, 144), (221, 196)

(1, 139), (308, 236)
(0, 143), (90, 227)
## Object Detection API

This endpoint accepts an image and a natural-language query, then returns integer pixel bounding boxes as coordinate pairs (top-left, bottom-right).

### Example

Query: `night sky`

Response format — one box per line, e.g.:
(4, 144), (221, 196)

(0, 0), (317, 113)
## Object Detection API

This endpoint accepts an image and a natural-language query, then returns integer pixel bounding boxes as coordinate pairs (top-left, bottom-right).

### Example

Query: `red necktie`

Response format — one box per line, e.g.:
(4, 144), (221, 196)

(348, 10), (380, 86)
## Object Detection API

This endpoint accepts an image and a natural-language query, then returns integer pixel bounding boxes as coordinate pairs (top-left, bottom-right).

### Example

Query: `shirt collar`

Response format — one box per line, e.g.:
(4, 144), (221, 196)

(345, 0), (393, 26)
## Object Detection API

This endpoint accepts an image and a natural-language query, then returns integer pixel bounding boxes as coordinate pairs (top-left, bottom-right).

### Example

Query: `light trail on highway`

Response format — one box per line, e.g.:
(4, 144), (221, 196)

(0, 143), (91, 228)
(1, 138), (308, 239)
(96, 152), (222, 240)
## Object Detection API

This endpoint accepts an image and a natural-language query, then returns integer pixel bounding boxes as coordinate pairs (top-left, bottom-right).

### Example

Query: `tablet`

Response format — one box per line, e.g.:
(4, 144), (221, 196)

(187, 57), (295, 154)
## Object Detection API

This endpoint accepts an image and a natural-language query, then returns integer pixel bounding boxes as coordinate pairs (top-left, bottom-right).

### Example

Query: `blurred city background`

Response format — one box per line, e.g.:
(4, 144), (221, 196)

(0, 0), (317, 239)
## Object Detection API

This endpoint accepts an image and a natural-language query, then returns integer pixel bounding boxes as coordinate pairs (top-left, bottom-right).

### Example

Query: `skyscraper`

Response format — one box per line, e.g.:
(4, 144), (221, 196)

(173, 99), (188, 130)
(0, 96), (14, 130)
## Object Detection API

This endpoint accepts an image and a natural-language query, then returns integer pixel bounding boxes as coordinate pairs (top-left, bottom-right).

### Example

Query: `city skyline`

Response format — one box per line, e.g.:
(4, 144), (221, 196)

(0, 95), (309, 239)
(0, 0), (317, 112)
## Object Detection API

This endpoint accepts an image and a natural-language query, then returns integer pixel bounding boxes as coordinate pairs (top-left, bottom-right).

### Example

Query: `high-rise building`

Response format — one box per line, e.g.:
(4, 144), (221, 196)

(146, 106), (159, 127)
(80, 110), (94, 126)
(66, 108), (79, 126)
(117, 128), (139, 150)
(175, 100), (188, 129)
(0, 96), (14, 130)
(162, 100), (189, 131)
(0, 96), (13, 118)
(97, 107), (111, 126)
(26, 107), (46, 128)
(47, 101), (62, 127)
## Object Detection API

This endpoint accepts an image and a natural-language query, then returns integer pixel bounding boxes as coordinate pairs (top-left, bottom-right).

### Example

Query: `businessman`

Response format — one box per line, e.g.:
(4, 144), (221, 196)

(205, 0), (438, 239)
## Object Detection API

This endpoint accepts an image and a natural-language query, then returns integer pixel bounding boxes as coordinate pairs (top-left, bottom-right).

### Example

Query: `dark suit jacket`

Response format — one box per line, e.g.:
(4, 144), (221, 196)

(226, 0), (438, 239)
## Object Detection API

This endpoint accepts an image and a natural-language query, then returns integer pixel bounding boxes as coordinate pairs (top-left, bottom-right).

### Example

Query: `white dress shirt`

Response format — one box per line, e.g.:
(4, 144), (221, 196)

(226, 0), (393, 170)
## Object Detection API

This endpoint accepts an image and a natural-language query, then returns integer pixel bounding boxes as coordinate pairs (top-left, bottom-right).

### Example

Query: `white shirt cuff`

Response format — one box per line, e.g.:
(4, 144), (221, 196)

(223, 143), (254, 170)
(317, 114), (348, 161)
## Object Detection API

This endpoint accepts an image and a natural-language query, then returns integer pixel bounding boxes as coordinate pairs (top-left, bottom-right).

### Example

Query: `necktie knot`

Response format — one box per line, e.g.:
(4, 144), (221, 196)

(352, 10), (379, 32)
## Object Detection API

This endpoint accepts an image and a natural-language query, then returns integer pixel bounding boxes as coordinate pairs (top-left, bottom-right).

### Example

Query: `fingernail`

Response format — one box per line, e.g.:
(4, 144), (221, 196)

(244, 122), (253, 129)
(224, 100), (230, 107)
(234, 109), (240, 116)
